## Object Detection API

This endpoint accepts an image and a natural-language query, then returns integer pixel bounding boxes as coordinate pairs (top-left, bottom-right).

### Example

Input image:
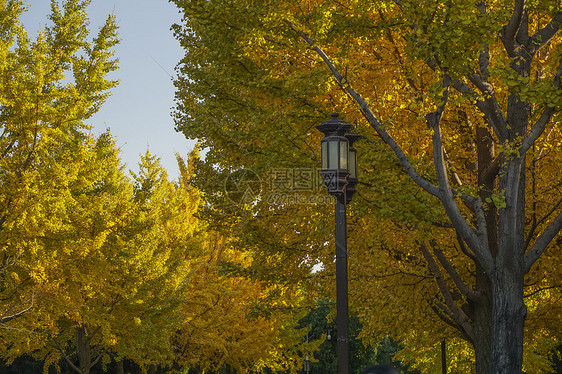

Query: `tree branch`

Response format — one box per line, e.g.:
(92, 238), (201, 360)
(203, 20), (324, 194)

(443, 148), (463, 187)
(0, 290), (40, 324)
(86, 326), (102, 344)
(284, 20), (441, 198)
(429, 301), (474, 343)
(524, 210), (562, 273)
(476, 1), (490, 82)
(419, 241), (474, 340)
(427, 80), (492, 269)
(521, 107), (556, 154)
(429, 239), (481, 301)
(479, 155), (501, 187)
(426, 59), (507, 142)
(430, 302), (460, 329)
(526, 12), (562, 56)
(501, 0), (527, 56)
(478, 37), (490, 81)
(0, 302), (33, 324)
(54, 338), (83, 374)
(524, 198), (562, 251)
(520, 57), (562, 154)
(524, 284), (561, 298)
(466, 72), (509, 141)
(90, 349), (105, 368)
(457, 233), (477, 261)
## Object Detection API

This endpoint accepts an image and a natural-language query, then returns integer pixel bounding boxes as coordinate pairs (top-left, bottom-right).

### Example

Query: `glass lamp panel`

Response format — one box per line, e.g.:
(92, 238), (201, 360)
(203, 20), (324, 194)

(321, 141), (328, 169)
(339, 140), (348, 170)
(328, 139), (339, 169)
(349, 148), (357, 179)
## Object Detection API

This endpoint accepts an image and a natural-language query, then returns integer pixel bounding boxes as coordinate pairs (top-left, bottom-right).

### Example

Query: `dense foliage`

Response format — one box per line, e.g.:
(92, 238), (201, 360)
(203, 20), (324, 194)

(0, 1), (309, 373)
(171, 0), (562, 372)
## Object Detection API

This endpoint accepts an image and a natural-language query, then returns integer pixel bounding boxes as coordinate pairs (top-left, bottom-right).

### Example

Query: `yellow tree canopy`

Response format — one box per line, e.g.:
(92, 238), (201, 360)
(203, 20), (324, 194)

(172, 0), (562, 372)
(1, 0), (119, 333)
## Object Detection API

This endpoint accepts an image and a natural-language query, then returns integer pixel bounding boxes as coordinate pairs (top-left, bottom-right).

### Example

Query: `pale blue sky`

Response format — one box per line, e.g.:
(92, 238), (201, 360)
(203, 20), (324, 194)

(21, 0), (194, 180)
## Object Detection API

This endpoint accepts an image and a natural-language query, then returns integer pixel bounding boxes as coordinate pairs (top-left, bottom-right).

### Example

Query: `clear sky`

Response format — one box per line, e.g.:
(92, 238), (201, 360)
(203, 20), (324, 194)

(20, 0), (195, 180)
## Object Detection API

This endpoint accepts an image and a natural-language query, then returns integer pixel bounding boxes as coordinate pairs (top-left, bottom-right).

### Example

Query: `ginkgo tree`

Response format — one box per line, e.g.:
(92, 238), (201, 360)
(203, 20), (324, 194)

(1, 2), (314, 373)
(172, 0), (562, 373)
(0, 0), (119, 328)
(0, 1), (191, 372)
(171, 231), (312, 374)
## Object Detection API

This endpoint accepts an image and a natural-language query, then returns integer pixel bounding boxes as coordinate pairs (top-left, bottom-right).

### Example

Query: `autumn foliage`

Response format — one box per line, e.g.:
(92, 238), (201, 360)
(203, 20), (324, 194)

(0, 2), (308, 373)
(171, 0), (562, 372)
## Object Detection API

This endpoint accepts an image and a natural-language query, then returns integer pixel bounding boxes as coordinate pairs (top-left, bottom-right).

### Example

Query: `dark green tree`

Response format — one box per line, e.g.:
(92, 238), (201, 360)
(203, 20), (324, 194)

(297, 301), (418, 374)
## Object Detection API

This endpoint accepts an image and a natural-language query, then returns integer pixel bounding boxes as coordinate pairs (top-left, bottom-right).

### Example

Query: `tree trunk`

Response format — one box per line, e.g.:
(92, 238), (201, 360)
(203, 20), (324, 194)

(116, 359), (125, 374)
(489, 268), (526, 374)
(472, 119), (496, 374)
(471, 266), (493, 374)
(77, 325), (91, 374)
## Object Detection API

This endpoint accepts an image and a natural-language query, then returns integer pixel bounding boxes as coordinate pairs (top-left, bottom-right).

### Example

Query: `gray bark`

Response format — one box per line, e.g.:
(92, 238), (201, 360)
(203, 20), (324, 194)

(76, 325), (91, 374)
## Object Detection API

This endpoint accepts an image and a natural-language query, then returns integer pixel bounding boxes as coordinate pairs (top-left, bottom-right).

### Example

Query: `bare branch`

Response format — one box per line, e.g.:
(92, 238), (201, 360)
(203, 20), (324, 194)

(90, 349), (105, 368)
(429, 239), (481, 301)
(524, 284), (561, 298)
(467, 72), (509, 141)
(0, 290), (40, 324)
(443, 149), (463, 187)
(284, 20), (441, 198)
(419, 241), (474, 340)
(430, 302), (460, 329)
(525, 210), (562, 273)
(525, 198), (562, 251)
(457, 233), (477, 261)
(86, 326), (102, 344)
(0, 304), (33, 324)
(426, 59), (507, 142)
(430, 301), (474, 343)
(501, 0), (527, 56)
(520, 57), (562, 155)
(431, 221), (455, 229)
(54, 338), (83, 374)
(0, 250), (22, 273)
(526, 12), (562, 56)
(427, 82), (491, 269)
(521, 107), (556, 154)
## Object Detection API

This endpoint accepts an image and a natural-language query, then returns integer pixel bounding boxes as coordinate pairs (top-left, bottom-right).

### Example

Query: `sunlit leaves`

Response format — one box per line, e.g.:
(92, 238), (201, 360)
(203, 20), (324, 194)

(173, 0), (562, 371)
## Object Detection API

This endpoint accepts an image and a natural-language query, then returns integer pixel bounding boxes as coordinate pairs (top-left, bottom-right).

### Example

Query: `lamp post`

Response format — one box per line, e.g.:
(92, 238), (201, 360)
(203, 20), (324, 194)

(316, 113), (358, 374)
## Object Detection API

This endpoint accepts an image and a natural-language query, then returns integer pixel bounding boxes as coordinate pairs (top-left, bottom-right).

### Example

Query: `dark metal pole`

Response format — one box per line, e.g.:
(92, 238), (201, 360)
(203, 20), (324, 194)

(335, 192), (349, 374)
(317, 113), (354, 374)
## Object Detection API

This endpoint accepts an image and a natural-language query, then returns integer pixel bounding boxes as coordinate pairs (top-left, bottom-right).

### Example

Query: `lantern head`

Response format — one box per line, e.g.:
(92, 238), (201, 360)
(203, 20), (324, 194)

(316, 113), (352, 195)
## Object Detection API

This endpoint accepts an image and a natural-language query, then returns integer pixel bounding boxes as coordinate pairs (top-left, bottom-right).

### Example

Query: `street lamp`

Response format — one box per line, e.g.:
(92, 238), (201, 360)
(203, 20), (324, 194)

(316, 113), (358, 374)
(317, 113), (352, 195)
